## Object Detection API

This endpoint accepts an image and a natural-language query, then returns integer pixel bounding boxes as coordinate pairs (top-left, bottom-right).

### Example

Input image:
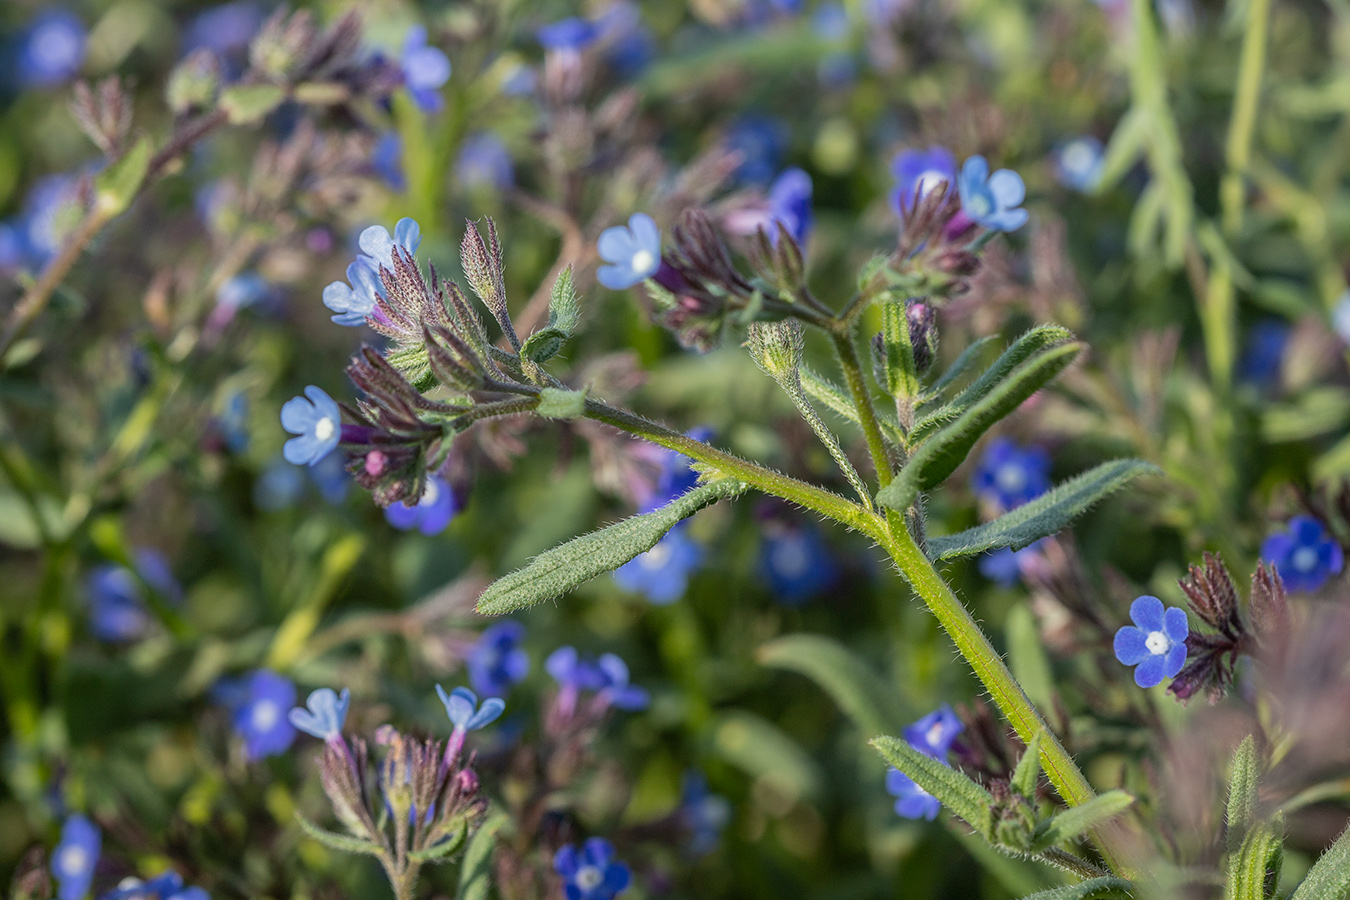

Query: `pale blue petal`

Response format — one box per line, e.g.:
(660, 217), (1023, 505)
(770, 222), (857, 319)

(1129, 595), (1165, 631)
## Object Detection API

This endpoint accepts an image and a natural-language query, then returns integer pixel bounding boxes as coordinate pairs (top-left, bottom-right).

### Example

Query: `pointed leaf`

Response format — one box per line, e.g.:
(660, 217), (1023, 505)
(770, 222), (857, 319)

(1011, 731), (1044, 800)
(800, 366), (903, 444)
(872, 735), (994, 838)
(459, 811), (508, 900)
(1227, 736), (1260, 854)
(1290, 824), (1350, 900)
(1227, 818), (1285, 900)
(408, 819), (468, 863)
(477, 479), (747, 614)
(757, 635), (899, 737)
(94, 136), (153, 218)
(927, 334), (1000, 398)
(294, 812), (383, 857)
(927, 460), (1161, 560)
(1031, 791), (1135, 851)
(220, 84), (286, 124)
(1016, 877), (1135, 900)
(548, 265), (580, 334)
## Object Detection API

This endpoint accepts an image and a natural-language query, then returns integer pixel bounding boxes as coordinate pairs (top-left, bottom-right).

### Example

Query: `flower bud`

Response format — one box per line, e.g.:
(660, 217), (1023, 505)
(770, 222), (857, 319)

(166, 49), (220, 114)
(745, 319), (804, 382)
(906, 301), (938, 375)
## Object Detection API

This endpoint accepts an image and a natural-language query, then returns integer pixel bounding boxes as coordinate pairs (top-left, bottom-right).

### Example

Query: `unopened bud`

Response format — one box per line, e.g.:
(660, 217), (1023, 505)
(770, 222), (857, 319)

(166, 49), (220, 114)
(745, 318), (804, 382)
(906, 301), (938, 375)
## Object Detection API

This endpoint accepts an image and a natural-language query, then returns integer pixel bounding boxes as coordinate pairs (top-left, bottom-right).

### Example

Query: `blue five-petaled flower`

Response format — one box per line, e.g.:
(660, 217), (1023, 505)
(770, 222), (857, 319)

(614, 529), (702, 605)
(52, 814), (100, 900)
(288, 687), (351, 740)
(18, 11), (87, 88)
(767, 167), (814, 245)
(1260, 515), (1345, 593)
(957, 155), (1028, 232)
(1053, 137), (1104, 193)
(216, 669), (298, 761)
(971, 438), (1051, 511)
(280, 386), (341, 466)
(886, 705), (964, 821)
(401, 25), (451, 112)
(436, 685), (505, 733)
(1114, 595), (1189, 688)
(886, 768), (940, 821)
(554, 837), (631, 900)
(322, 218), (422, 326)
(596, 213), (662, 290)
(467, 621), (530, 698)
(890, 146), (957, 213)
(384, 475), (457, 535)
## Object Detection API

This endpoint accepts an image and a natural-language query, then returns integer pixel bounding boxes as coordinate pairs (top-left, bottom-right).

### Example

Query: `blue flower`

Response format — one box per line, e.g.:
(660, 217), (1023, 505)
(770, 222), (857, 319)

(614, 530), (702, 605)
(903, 705), (964, 759)
(1114, 595), (1189, 688)
(456, 133), (514, 191)
(546, 646), (607, 691)
(537, 19), (601, 53)
(680, 772), (731, 855)
(52, 814), (100, 900)
(1053, 137), (1104, 192)
(890, 146), (957, 213)
(1261, 516), (1345, 592)
(309, 451), (350, 505)
(383, 474), (457, 534)
(288, 687), (351, 740)
(216, 670), (297, 761)
(638, 427), (713, 513)
(767, 167), (813, 245)
(971, 438), (1050, 511)
(726, 116), (789, 186)
(467, 621), (530, 698)
(957, 156), (1028, 232)
(1237, 319), (1291, 387)
(1334, 289), (1350, 345)
(886, 767), (940, 820)
(596, 653), (650, 710)
(436, 685), (506, 733)
(978, 541), (1046, 587)
(217, 391), (249, 453)
(21, 174), (83, 267)
(280, 386), (341, 466)
(17, 10), (86, 88)
(372, 132), (405, 191)
(553, 838), (630, 900)
(500, 60), (537, 96)
(99, 870), (207, 900)
(322, 258), (383, 326)
(759, 525), (839, 605)
(597, 213), (662, 289)
(216, 273), (273, 310)
(401, 26), (451, 112)
(183, 1), (263, 69)
(85, 550), (180, 642)
(254, 457), (307, 511)
(359, 218), (422, 272)
(597, 3), (654, 76)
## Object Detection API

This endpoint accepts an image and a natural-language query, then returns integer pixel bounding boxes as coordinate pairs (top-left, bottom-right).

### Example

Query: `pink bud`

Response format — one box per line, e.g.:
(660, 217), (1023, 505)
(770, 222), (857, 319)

(365, 450), (388, 476)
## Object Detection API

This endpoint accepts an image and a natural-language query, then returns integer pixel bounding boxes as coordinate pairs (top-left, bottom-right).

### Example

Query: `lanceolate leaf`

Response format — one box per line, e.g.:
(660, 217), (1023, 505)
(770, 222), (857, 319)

(1016, 877), (1135, 900)
(1291, 825), (1350, 900)
(758, 634), (900, 737)
(408, 820), (468, 863)
(926, 459), (1161, 560)
(1031, 791), (1135, 851)
(477, 479), (747, 614)
(872, 735), (994, 838)
(295, 812), (383, 857)
(927, 334), (1000, 399)
(459, 811), (508, 900)
(1227, 736), (1260, 854)
(1011, 731), (1044, 800)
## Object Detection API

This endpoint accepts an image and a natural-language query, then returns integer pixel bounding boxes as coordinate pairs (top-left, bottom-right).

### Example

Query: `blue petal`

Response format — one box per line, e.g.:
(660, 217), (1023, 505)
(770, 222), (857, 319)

(465, 696), (505, 731)
(597, 262), (641, 290)
(596, 225), (635, 264)
(280, 394), (317, 433)
(1113, 626), (1149, 665)
(581, 837), (613, 867)
(627, 212), (661, 253)
(359, 225), (395, 268)
(283, 434), (319, 465)
(437, 684), (477, 728)
(961, 154), (990, 185)
(987, 169), (1026, 208)
(1128, 595), (1165, 631)
(552, 844), (579, 877)
(1133, 653), (1166, 688)
(394, 217), (422, 254)
(1164, 641), (1187, 679)
(1163, 606), (1190, 643)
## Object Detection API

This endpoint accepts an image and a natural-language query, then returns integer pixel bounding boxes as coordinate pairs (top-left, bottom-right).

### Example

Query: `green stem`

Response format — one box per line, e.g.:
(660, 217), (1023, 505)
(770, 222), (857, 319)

(781, 372), (873, 510)
(1220, 0), (1272, 237)
(830, 329), (894, 488)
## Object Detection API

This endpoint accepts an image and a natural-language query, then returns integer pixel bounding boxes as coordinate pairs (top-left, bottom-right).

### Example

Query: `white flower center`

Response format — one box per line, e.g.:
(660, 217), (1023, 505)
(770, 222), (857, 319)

(641, 540), (672, 569)
(967, 192), (992, 216)
(770, 538), (810, 579)
(995, 463), (1026, 494)
(1145, 630), (1171, 656)
(915, 170), (949, 198)
(313, 417), (335, 441)
(1292, 546), (1319, 572)
(575, 865), (605, 891)
(251, 699), (279, 732)
(630, 249), (655, 275)
(1062, 141), (1095, 175)
(927, 721), (946, 747)
(58, 846), (88, 877)
(420, 480), (440, 507)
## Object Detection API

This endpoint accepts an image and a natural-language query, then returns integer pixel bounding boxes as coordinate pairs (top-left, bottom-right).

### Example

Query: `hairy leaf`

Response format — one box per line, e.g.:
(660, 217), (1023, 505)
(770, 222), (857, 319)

(1291, 824), (1350, 900)
(927, 334), (999, 399)
(758, 635), (899, 737)
(872, 735), (994, 838)
(408, 819), (468, 863)
(1227, 818), (1284, 900)
(95, 136), (153, 218)
(295, 812), (382, 857)
(1011, 730), (1044, 800)
(1227, 736), (1260, 854)
(459, 811), (508, 900)
(1016, 877), (1135, 900)
(1031, 791), (1135, 851)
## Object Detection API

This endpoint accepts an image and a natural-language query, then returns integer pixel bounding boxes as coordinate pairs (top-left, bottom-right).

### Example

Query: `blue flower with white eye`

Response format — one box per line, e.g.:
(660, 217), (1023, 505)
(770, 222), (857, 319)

(597, 213), (662, 290)
(886, 767), (940, 820)
(537, 18), (601, 53)
(596, 653), (650, 710)
(903, 705), (964, 759)
(436, 685), (505, 733)
(554, 838), (630, 900)
(1113, 595), (1189, 688)
(52, 814), (100, 900)
(288, 687), (351, 740)
(467, 621), (530, 699)
(614, 529), (702, 605)
(17, 10), (86, 88)
(280, 386), (341, 466)
(890, 146), (957, 213)
(215, 670), (297, 761)
(680, 772), (732, 855)
(22, 174), (82, 266)
(767, 167), (813, 245)
(383, 475), (457, 535)
(760, 525), (839, 606)
(957, 155), (1028, 232)
(99, 870), (209, 900)
(1261, 516), (1345, 592)
(1053, 137), (1104, 193)
(456, 133), (514, 191)
(401, 25), (451, 112)
(971, 438), (1051, 511)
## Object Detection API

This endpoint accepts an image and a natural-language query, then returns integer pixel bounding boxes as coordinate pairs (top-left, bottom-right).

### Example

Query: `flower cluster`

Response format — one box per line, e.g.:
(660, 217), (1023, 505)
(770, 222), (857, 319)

(886, 706), (964, 820)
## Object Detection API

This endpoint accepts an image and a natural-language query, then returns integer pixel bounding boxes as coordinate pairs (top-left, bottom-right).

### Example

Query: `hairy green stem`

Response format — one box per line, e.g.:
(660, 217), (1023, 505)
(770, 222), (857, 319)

(781, 371), (874, 510)
(830, 329), (894, 488)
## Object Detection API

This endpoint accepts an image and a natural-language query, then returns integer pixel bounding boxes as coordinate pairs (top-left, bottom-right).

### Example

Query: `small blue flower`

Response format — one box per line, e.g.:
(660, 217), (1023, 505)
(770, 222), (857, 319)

(553, 837), (631, 900)
(1053, 137), (1104, 192)
(957, 155), (1028, 232)
(216, 670), (297, 761)
(596, 653), (650, 710)
(614, 530), (702, 605)
(767, 167), (813, 245)
(971, 438), (1051, 511)
(537, 18), (601, 53)
(216, 273), (273, 310)
(1333, 289), (1350, 345)
(903, 705), (964, 759)
(254, 456), (306, 510)
(886, 767), (940, 820)
(22, 174), (83, 267)
(99, 870), (207, 900)
(638, 427), (713, 513)
(436, 685), (506, 733)
(597, 3), (654, 76)
(1261, 516), (1345, 592)
(890, 146), (957, 213)
(383, 475), (457, 534)
(680, 772), (731, 855)
(218, 391), (249, 453)
(726, 116), (789, 186)
(456, 133), (514, 191)
(759, 525), (839, 605)
(17, 10), (86, 88)
(401, 26), (451, 112)
(467, 621), (530, 698)
(1237, 319), (1291, 387)
(52, 814), (100, 900)
(309, 451), (350, 505)
(183, 2), (263, 69)
(288, 687), (351, 740)
(280, 386), (341, 466)
(322, 258), (383, 326)
(359, 218), (422, 272)
(546, 646), (607, 691)
(85, 550), (180, 642)
(977, 541), (1045, 587)
(597, 213), (662, 289)
(373, 132), (405, 191)
(1113, 595), (1189, 688)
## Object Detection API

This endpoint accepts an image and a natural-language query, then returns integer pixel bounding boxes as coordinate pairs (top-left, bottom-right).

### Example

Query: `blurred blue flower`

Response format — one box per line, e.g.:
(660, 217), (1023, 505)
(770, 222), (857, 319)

(215, 670), (297, 760)
(639, 427), (712, 512)
(183, 1), (263, 71)
(971, 438), (1050, 511)
(218, 391), (249, 454)
(554, 838), (631, 900)
(436, 685), (506, 732)
(280, 386), (341, 466)
(957, 155), (1028, 232)
(384, 474), (457, 534)
(597, 213), (662, 289)
(401, 25), (451, 112)
(864, 0), (910, 25)
(614, 529), (702, 605)
(500, 60), (538, 96)
(1237, 319), (1290, 387)
(597, 653), (650, 710)
(216, 272), (273, 310)
(680, 772), (731, 855)
(546, 646), (607, 691)
(1334, 289), (1350, 345)
(1053, 136), (1104, 192)
(767, 167), (813, 245)
(537, 19), (601, 53)
(0, 222), (24, 273)
(886, 767), (939, 820)
(255, 457), (307, 510)
(759, 526), (838, 605)
(85, 549), (180, 642)
(726, 116), (789, 186)
(100, 870), (207, 900)
(17, 10), (86, 88)
(52, 814), (100, 900)
(22, 174), (83, 267)
(599, 3), (654, 77)
(1261, 515), (1344, 592)
(309, 451), (350, 505)
(468, 621), (530, 698)
(890, 146), (956, 212)
(456, 133), (514, 191)
(373, 132), (405, 191)
(288, 687), (351, 741)
(903, 705), (964, 758)
(1114, 595), (1189, 688)
(977, 543), (1041, 587)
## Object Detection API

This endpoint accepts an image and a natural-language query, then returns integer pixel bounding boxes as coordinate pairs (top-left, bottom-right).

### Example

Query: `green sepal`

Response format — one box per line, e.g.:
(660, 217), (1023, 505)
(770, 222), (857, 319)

(95, 136), (154, 218)
(219, 84), (286, 124)
(521, 327), (569, 364)
(1227, 735), (1261, 854)
(1030, 791), (1135, 852)
(477, 479), (747, 614)
(549, 265), (580, 333)
(536, 388), (588, 419)
(757, 634), (899, 737)
(1015, 877), (1135, 900)
(871, 735), (994, 838)
(295, 812), (383, 857)
(881, 299), (921, 401)
(926, 459), (1160, 560)
(1227, 817), (1285, 900)
(1011, 730), (1044, 800)
(1290, 824), (1350, 900)
(458, 811), (508, 900)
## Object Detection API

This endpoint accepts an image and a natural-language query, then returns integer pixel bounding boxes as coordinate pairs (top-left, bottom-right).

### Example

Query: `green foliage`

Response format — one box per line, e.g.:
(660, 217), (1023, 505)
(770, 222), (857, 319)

(1227, 736), (1261, 854)
(219, 84), (286, 125)
(459, 812), (508, 900)
(871, 735), (994, 838)
(1290, 826), (1350, 900)
(295, 812), (383, 858)
(1226, 818), (1285, 900)
(1030, 791), (1135, 852)
(1011, 731), (1044, 799)
(94, 137), (153, 218)
(757, 634), (900, 737)
(1016, 877), (1135, 900)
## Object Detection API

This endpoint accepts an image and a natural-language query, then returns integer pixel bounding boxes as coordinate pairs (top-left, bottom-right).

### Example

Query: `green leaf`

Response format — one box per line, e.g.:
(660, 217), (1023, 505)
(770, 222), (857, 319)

(535, 388), (587, 419)
(520, 327), (569, 364)
(799, 365), (903, 444)
(294, 812), (383, 857)
(549, 265), (580, 333)
(715, 711), (822, 802)
(877, 340), (1082, 512)
(880, 299), (921, 401)
(477, 479), (747, 614)
(926, 460), (1161, 560)
(927, 334), (999, 399)
(1007, 605), (1056, 714)
(1011, 730), (1044, 800)
(757, 635), (899, 737)
(1291, 824), (1350, 900)
(459, 811), (508, 900)
(871, 735), (994, 838)
(1227, 736), (1261, 854)
(1016, 877), (1135, 900)
(1227, 818), (1285, 900)
(220, 84), (286, 124)
(94, 136), (153, 218)
(408, 819), (468, 863)
(1031, 791), (1135, 851)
